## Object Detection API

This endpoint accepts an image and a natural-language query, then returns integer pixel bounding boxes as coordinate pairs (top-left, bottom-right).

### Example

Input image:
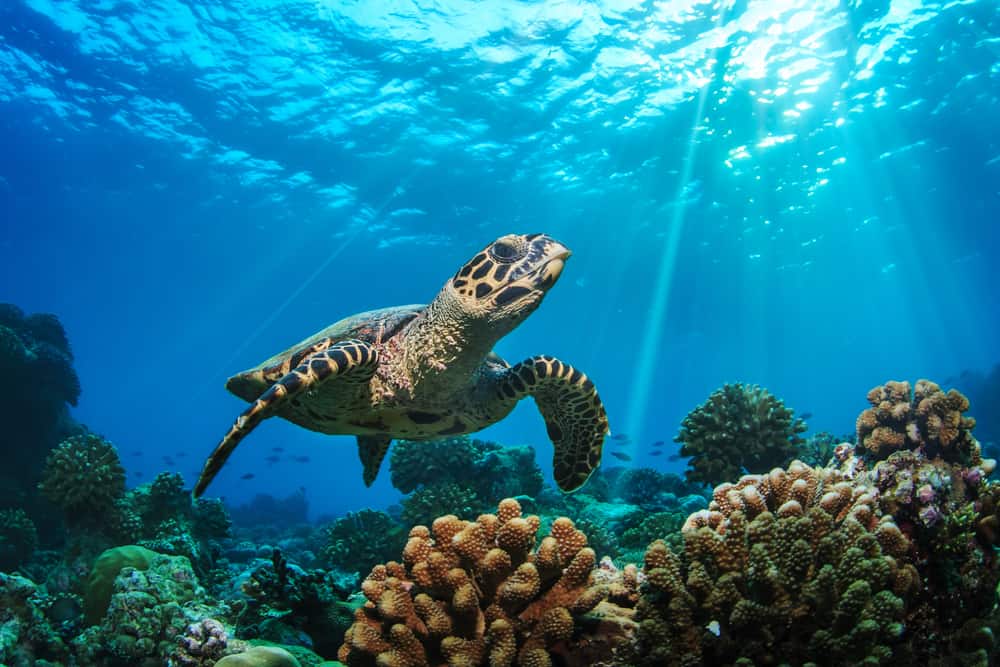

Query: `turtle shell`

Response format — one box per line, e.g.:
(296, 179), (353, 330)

(225, 304), (424, 401)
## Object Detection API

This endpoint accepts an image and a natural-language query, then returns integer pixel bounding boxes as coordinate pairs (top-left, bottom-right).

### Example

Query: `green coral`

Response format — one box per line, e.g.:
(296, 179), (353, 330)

(319, 509), (404, 578)
(38, 432), (126, 524)
(0, 571), (71, 664)
(675, 382), (806, 486)
(110, 473), (231, 576)
(390, 436), (543, 502)
(83, 544), (158, 625)
(619, 510), (685, 551)
(799, 431), (844, 467)
(389, 436), (480, 493)
(75, 552), (214, 664)
(627, 462), (917, 666)
(0, 508), (38, 571)
(217, 646), (302, 667)
(399, 482), (479, 527)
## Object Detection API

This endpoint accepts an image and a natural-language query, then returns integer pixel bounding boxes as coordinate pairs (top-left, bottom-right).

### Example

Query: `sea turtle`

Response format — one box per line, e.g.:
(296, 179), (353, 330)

(193, 233), (609, 497)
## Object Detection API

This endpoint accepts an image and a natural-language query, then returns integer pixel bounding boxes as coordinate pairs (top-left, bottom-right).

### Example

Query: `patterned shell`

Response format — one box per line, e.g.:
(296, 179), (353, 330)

(233, 304), (424, 379)
(226, 304), (427, 401)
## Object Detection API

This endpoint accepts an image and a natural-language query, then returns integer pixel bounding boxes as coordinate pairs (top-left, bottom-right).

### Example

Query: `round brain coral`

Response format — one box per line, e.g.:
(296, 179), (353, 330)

(38, 433), (126, 523)
(675, 383), (807, 487)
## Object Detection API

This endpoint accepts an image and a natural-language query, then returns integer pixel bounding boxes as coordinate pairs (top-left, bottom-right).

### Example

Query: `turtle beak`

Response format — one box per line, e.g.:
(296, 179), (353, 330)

(537, 242), (571, 290)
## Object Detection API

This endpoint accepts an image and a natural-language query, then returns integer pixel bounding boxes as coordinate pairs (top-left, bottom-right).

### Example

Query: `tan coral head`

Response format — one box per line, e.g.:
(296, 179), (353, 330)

(445, 233), (571, 329)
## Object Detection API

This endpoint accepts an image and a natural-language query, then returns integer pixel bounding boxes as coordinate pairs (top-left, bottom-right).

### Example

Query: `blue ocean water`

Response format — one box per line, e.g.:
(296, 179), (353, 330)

(1, 0), (997, 519)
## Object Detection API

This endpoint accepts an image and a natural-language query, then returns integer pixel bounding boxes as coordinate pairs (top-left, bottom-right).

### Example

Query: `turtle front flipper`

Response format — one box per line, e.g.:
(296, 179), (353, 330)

(193, 339), (379, 498)
(499, 356), (609, 492)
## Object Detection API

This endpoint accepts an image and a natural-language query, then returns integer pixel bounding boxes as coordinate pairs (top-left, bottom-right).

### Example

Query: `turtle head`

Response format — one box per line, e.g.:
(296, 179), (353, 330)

(445, 233), (571, 331)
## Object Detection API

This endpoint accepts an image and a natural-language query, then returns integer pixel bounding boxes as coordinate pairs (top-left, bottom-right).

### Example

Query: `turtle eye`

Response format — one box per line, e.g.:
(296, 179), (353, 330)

(490, 241), (521, 262)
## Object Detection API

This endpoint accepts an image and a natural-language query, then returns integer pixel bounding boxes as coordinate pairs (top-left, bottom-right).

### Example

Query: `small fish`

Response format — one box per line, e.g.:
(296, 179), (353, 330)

(131, 450), (143, 457)
(271, 447), (285, 452)
(610, 451), (633, 461)
(706, 620), (721, 636)
(668, 454), (683, 461)
(162, 456), (174, 465)
(610, 433), (630, 441)
(135, 471), (144, 478)
(800, 412), (813, 420)
(650, 450), (663, 456)
(293, 455), (311, 463)
(240, 473), (255, 480)
(264, 455), (280, 464)
(175, 451), (187, 458)
(651, 440), (665, 447)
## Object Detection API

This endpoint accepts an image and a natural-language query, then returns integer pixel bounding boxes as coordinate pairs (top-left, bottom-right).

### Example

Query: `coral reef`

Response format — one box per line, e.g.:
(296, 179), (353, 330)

(230, 490), (310, 528)
(320, 509), (406, 580)
(339, 497), (636, 666)
(0, 304), (83, 548)
(675, 382), (807, 486)
(104, 472), (232, 578)
(74, 552), (238, 665)
(400, 482), (480, 527)
(626, 460), (918, 665)
(798, 430), (845, 467)
(83, 545), (159, 625)
(38, 433), (126, 527)
(237, 549), (358, 658)
(857, 380), (979, 463)
(390, 436), (544, 503)
(0, 508), (38, 571)
(170, 617), (233, 666)
(0, 571), (73, 664)
(861, 447), (1000, 661)
(216, 645), (302, 666)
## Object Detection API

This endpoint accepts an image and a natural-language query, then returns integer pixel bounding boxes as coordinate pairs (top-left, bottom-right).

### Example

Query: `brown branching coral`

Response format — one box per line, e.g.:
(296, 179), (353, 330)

(857, 379), (979, 463)
(338, 498), (635, 667)
(675, 382), (807, 487)
(625, 461), (918, 666)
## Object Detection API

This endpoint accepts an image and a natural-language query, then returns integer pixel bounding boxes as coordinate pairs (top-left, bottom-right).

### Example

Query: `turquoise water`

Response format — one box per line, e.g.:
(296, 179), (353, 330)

(1, 0), (998, 518)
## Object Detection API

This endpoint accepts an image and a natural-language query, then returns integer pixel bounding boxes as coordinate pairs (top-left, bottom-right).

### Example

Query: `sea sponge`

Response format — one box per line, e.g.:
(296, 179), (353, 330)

(38, 432), (126, 524)
(675, 383), (807, 486)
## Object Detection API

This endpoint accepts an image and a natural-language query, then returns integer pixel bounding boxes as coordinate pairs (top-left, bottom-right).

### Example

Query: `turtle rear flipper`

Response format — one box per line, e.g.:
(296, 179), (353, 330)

(500, 356), (609, 492)
(357, 435), (392, 486)
(193, 339), (379, 498)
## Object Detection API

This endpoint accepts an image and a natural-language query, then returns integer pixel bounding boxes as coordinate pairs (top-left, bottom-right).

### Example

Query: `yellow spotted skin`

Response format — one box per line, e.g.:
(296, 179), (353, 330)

(193, 233), (610, 498)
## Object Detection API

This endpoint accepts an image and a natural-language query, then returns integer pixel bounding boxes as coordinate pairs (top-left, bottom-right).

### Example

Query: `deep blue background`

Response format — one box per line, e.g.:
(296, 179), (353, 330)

(2, 0), (997, 518)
